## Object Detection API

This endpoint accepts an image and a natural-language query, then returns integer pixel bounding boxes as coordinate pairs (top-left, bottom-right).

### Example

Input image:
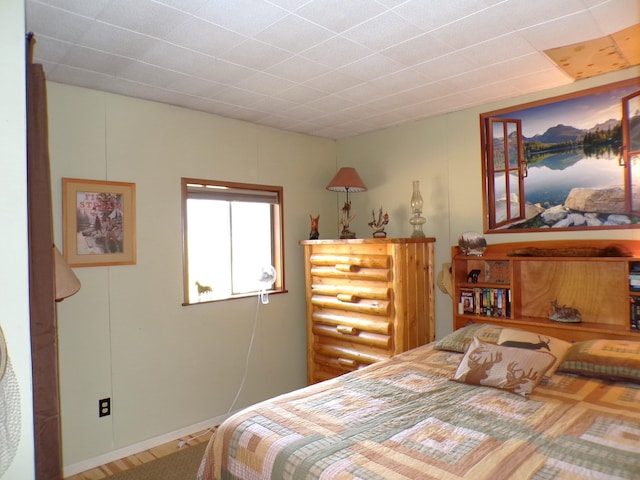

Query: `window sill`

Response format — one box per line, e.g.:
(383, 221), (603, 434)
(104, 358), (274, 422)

(182, 288), (288, 306)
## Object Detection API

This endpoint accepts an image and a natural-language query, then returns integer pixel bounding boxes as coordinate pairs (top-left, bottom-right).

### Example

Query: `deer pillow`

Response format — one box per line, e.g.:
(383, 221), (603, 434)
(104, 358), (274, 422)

(452, 337), (556, 396)
(497, 328), (571, 377)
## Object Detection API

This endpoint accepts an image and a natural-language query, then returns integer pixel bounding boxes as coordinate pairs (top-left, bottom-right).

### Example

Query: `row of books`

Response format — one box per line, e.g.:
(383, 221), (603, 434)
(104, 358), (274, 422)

(459, 287), (510, 318)
(630, 297), (640, 330)
(629, 262), (640, 292)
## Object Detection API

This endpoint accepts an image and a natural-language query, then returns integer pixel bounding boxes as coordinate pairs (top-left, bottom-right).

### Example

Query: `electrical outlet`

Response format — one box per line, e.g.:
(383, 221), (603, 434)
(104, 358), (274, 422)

(99, 397), (111, 417)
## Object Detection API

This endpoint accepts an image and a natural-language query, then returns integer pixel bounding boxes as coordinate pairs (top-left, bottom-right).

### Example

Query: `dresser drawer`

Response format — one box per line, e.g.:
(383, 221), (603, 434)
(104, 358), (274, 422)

(313, 342), (389, 376)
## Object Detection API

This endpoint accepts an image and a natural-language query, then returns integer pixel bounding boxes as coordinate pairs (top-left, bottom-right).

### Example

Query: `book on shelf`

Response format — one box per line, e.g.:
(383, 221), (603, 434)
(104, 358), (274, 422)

(459, 287), (510, 318)
(631, 297), (640, 331)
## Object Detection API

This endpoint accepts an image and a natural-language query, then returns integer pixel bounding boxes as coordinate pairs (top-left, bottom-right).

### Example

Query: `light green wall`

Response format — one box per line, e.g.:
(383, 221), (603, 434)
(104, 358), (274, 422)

(47, 83), (337, 466)
(1, 0), (35, 479)
(338, 66), (640, 340)
(48, 60), (640, 470)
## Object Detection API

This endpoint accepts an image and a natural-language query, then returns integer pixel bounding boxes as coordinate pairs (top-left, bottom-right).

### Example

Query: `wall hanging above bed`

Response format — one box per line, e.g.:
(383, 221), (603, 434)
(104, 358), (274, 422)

(480, 77), (640, 233)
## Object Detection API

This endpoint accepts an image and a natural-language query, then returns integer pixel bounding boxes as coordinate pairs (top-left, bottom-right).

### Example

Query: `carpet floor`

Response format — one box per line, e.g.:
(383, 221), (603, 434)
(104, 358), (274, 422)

(106, 442), (207, 480)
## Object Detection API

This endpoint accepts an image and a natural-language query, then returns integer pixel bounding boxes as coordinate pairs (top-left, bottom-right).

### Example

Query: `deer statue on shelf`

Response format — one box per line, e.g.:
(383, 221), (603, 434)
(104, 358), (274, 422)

(549, 300), (582, 323)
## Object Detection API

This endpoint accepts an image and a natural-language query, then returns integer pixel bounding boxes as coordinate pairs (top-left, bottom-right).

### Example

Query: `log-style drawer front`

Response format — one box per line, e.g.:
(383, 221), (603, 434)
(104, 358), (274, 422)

(313, 343), (388, 376)
(301, 238), (435, 384)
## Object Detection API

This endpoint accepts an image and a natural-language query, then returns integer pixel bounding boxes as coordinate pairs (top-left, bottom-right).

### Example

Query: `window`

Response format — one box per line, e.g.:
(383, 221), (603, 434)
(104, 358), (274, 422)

(480, 78), (640, 233)
(181, 178), (284, 304)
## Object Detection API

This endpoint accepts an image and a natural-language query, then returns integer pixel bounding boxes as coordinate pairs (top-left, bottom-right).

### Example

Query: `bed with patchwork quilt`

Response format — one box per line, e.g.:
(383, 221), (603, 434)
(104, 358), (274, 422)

(198, 325), (640, 479)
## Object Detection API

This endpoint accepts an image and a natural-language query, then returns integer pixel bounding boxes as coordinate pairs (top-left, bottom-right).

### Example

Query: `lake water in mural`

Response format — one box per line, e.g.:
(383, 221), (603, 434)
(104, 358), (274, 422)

(518, 149), (623, 207)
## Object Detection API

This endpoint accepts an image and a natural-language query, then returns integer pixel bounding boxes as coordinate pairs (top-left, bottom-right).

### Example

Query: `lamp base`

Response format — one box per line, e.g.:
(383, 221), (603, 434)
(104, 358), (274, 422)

(339, 229), (356, 239)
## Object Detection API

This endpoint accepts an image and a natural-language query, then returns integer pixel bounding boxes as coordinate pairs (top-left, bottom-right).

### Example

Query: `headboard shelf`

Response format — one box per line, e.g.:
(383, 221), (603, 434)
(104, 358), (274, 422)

(452, 239), (640, 342)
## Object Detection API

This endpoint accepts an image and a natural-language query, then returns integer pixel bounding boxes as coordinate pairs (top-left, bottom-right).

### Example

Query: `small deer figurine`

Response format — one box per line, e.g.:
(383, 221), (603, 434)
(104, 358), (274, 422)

(549, 300), (582, 323)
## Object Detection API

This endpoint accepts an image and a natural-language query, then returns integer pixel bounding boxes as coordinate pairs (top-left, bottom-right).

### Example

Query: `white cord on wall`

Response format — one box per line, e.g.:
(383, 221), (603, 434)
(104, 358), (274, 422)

(178, 294), (262, 448)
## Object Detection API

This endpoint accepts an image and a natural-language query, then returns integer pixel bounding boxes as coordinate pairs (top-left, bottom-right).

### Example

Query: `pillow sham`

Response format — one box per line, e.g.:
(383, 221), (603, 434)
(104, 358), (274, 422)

(557, 339), (640, 384)
(433, 323), (503, 353)
(497, 328), (571, 377)
(452, 338), (555, 396)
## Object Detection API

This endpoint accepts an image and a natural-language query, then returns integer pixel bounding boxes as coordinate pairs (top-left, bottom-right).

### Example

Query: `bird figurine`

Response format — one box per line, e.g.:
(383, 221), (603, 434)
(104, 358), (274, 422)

(368, 207), (389, 238)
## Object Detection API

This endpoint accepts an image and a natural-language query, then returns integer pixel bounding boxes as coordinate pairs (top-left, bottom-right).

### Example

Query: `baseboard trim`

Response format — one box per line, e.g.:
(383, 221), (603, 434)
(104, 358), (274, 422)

(62, 413), (230, 478)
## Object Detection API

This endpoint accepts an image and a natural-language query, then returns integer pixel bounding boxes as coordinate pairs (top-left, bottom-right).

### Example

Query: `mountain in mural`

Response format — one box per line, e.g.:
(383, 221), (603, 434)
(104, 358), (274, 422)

(524, 119), (619, 144)
(527, 124), (585, 143)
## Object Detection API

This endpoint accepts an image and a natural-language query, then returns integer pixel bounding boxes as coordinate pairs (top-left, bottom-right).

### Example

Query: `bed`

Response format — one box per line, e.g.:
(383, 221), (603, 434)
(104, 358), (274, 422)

(197, 323), (640, 479)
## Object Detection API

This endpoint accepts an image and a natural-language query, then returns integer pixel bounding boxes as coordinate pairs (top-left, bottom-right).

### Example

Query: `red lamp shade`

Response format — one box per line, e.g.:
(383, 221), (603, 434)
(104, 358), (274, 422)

(326, 167), (367, 193)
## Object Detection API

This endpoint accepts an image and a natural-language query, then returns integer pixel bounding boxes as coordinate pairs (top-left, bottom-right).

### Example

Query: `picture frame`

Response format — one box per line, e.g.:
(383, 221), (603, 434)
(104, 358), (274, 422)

(480, 77), (640, 233)
(62, 178), (136, 267)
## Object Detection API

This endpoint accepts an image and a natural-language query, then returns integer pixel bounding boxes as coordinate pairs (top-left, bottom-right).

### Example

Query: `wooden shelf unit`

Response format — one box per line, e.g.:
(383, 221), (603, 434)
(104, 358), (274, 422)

(301, 238), (435, 384)
(452, 239), (640, 342)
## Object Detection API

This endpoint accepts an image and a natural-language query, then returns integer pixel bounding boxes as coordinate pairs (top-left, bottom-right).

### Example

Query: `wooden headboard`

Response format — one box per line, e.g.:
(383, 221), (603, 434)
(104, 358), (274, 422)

(451, 239), (640, 343)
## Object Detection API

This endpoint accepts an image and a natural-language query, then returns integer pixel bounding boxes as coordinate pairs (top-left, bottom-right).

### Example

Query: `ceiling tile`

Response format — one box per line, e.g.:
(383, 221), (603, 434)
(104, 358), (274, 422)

(394, 0), (488, 31)
(508, 68), (570, 91)
(61, 44), (134, 77)
(265, 56), (331, 83)
(588, 0), (640, 34)
(428, 7), (516, 50)
(195, 59), (255, 86)
(369, 68), (430, 92)
(26, 1), (94, 43)
(304, 70), (363, 94)
(337, 82), (389, 104)
(294, 0), (387, 33)
(300, 36), (374, 68)
(413, 52), (479, 81)
(236, 72), (297, 96)
(28, 0), (111, 18)
(276, 84), (328, 104)
(251, 96), (298, 113)
(191, 0), (289, 36)
(153, 0), (212, 15)
(463, 80), (522, 103)
(96, 0), (192, 38)
(342, 11), (422, 51)
(208, 86), (267, 107)
(381, 33), (453, 66)
(499, 0), (588, 30)
(488, 53), (558, 79)
(255, 14), (334, 53)
(459, 32), (538, 69)
(164, 17), (246, 58)
(336, 53), (405, 81)
(77, 22), (157, 58)
(306, 95), (359, 115)
(140, 41), (218, 76)
(31, 35), (73, 64)
(519, 10), (604, 51)
(118, 61), (192, 87)
(221, 38), (292, 70)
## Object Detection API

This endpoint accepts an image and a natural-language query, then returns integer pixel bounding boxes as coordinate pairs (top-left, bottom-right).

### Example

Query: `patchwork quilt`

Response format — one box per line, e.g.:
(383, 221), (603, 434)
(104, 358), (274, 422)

(198, 344), (640, 479)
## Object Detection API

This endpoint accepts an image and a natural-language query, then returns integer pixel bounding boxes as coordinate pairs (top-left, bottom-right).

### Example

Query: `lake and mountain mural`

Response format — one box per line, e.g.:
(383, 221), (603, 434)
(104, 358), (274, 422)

(487, 79), (640, 231)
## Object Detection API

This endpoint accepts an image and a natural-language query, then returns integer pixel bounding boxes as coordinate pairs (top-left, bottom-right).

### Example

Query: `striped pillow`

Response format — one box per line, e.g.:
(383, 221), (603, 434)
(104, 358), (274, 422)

(558, 339), (640, 384)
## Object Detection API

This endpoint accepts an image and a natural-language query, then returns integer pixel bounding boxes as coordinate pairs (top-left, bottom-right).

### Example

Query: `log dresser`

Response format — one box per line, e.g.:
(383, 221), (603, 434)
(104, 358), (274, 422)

(300, 238), (435, 384)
